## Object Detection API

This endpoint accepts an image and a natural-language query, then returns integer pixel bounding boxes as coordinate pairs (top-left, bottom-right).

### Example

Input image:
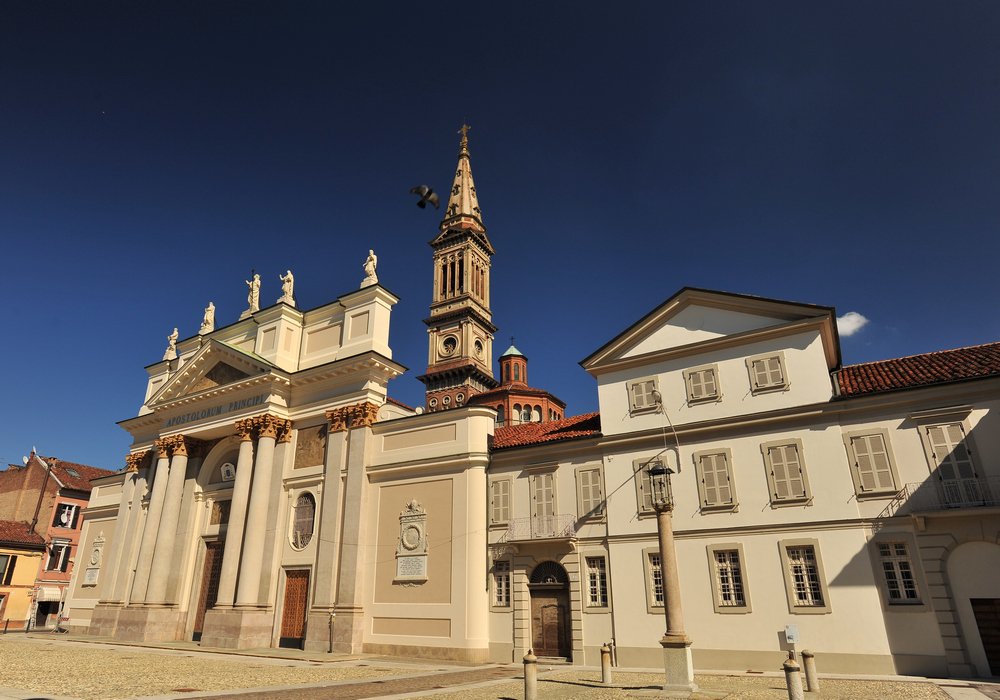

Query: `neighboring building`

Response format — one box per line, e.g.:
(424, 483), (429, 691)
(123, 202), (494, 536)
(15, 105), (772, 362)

(469, 344), (566, 426)
(0, 520), (46, 628)
(65, 131), (1000, 677)
(0, 453), (114, 628)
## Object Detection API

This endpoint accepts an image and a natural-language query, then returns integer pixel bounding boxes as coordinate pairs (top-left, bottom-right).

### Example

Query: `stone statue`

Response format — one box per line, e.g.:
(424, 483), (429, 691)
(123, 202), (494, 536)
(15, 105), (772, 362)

(199, 301), (215, 335)
(361, 249), (378, 288)
(278, 270), (295, 307)
(245, 273), (261, 314)
(163, 327), (178, 361)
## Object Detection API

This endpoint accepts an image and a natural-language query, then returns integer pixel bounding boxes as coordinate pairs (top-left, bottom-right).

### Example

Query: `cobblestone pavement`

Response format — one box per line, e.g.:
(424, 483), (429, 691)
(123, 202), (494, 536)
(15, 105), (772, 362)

(0, 636), (980, 700)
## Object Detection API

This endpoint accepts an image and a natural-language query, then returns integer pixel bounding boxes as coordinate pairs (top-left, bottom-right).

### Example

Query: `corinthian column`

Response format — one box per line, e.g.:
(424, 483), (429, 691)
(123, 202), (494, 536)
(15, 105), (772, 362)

(214, 419), (256, 608)
(235, 415), (288, 607)
(145, 436), (194, 605)
(131, 441), (171, 603)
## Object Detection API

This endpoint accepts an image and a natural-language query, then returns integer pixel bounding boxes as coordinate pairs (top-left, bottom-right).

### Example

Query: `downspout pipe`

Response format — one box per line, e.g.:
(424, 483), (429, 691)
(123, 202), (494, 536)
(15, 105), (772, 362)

(29, 454), (52, 534)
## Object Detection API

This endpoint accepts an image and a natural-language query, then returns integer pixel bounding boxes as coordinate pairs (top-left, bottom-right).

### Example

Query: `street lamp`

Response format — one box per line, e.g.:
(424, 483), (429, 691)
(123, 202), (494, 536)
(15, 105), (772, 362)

(645, 458), (697, 695)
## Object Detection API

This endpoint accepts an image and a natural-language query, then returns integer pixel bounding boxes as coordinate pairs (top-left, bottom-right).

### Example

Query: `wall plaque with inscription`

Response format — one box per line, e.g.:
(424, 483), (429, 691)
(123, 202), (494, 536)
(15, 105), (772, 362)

(83, 567), (100, 586)
(394, 499), (428, 584)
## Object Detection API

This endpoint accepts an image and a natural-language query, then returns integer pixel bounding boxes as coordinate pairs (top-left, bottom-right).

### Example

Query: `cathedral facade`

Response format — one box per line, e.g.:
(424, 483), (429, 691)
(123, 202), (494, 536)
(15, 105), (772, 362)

(67, 131), (1000, 677)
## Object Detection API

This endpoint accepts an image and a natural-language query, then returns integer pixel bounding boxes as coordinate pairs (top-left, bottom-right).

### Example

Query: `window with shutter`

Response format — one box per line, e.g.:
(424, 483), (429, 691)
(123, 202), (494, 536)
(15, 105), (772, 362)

(532, 473), (554, 518)
(695, 450), (736, 510)
(747, 353), (788, 393)
(628, 377), (659, 412)
(490, 479), (511, 524)
(633, 459), (655, 514)
(926, 423), (977, 480)
(685, 366), (720, 403)
(577, 468), (604, 519)
(763, 440), (810, 504)
(0, 554), (11, 584)
(845, 431), (898, 496)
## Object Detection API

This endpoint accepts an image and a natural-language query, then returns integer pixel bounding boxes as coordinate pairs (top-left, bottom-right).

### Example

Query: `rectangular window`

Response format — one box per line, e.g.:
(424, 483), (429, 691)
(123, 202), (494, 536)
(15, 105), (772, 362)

(747, 353), (787, 392)
(493, 560), (511, 607)
(52, 503), (78, 529)
(0, 554), (14, 585)
(490, 479), (511, 524)
(786, 545), (824, 607)
(685, 365), (720, 403)
(532, 473), (554, 518)
(694, 450), (736, 510)
(844, 431), (899, 496)
(762, 440), (811, 504)
(586, 557), (609, 607)
(628, 377), (659, 412)
(46, 542), (70, 573)
(634, 458), (656, 515)
(879, 542), (920, 604)
(714, 549), (746, 608)
(648, 552), (664, 607)
(577, 467), (605, 519)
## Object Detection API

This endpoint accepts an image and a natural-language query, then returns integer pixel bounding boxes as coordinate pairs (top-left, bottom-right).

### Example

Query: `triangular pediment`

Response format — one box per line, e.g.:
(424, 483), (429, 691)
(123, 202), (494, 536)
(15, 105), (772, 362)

(581, 287), (838, 371)
(148, 340), (276, 407)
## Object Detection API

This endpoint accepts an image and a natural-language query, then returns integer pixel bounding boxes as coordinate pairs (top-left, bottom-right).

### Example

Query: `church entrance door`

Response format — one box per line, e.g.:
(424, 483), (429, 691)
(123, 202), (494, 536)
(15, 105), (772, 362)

(192, 540), (223, 642)
(279, 569), (310, 649)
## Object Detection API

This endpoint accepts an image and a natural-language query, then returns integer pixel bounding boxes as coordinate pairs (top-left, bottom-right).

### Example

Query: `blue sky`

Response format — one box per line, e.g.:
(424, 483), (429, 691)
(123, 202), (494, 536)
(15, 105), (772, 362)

(1, 1), (998, 470)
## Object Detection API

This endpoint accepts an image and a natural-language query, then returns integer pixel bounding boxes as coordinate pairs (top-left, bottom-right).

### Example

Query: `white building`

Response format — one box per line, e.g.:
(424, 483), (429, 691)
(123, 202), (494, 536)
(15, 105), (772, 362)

(67, 132), (1000, 677)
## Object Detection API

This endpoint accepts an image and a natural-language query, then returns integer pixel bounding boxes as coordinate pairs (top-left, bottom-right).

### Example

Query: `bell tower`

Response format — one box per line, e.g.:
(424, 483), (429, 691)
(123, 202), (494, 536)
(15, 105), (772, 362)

(418, 125), (499, 411)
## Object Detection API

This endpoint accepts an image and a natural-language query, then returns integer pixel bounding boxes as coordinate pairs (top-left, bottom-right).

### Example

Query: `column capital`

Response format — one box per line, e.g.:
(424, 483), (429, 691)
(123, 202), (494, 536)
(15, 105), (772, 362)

(277, 419), (294, 443)
(234, 418), (255, 442)
(124, 450), (151, 473)
(326, 401), (379, 433)
(161, 434), (207, 458)
(153, 438), (171, 459)
(253, 414), (288, 440)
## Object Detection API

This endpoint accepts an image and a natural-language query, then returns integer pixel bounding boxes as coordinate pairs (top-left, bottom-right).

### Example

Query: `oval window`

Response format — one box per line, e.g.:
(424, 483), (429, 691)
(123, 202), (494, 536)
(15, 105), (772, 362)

(291, 492), (315, 549)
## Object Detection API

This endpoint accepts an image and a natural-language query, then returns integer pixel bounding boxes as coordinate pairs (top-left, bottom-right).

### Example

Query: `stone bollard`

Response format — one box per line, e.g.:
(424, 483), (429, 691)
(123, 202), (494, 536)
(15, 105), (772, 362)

(783, 651), (804, 700)
(523, 649), (538, 700)
(601, 643), (613, 685)
(801, 649), (819, 692)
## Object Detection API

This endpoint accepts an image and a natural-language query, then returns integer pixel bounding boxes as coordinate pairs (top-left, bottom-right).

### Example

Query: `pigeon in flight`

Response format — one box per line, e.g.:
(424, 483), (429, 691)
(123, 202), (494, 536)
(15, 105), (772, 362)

(410, 185), (440, 209)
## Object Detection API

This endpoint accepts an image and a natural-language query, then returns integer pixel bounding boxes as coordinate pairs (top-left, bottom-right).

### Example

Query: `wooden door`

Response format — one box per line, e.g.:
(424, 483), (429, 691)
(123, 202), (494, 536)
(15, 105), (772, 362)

(192, 541), (224, 641)
(279, 569), (310, 649)
(530, 588), (570, 658)
(971, 598), (1000, 675)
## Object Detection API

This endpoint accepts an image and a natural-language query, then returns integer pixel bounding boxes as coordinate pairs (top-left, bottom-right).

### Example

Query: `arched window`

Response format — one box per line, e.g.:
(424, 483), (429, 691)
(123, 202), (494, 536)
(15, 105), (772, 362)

(496, 405), (506, 426)
(521, 406), (531, 423)
(291, 492), (316, 549)
(532, 405), (542, 422)
(513, 364), (520, 382)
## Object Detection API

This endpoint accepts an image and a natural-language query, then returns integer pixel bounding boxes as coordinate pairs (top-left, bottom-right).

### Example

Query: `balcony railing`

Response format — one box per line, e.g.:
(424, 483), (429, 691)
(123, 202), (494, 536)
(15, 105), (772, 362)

(878, 477), (1000, 519)
(500, 514), (577, 542)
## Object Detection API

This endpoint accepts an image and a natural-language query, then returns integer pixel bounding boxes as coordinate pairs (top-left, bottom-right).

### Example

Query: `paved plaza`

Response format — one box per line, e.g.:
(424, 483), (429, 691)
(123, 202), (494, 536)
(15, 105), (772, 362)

(0, 635), (996, 700)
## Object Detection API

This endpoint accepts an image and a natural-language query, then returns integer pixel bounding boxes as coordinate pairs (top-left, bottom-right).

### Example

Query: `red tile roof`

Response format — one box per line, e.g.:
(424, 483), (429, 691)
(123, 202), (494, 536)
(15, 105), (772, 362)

(0, 519), (46, 548)
(385, 396), (416, 412)
(493, 412), (601, 450)
(16, 456), (116, 492)
(836, 341), (1000, 397)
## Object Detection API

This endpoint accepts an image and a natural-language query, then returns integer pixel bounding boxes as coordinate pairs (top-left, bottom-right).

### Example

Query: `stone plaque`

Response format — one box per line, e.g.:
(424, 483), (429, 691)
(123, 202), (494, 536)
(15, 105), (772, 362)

(83, 567), (100, 586)
(396, 554), (428, 579)
(394, 499), (428, 583)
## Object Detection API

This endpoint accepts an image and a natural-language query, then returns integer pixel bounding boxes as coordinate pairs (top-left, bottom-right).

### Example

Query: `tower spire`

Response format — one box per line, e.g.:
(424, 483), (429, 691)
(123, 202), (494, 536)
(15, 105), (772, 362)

(441, 124), (484, 231)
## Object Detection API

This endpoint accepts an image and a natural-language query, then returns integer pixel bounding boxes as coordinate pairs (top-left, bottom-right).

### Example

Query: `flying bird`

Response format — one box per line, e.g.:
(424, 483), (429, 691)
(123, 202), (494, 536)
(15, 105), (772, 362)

(410, 185), (440, 209)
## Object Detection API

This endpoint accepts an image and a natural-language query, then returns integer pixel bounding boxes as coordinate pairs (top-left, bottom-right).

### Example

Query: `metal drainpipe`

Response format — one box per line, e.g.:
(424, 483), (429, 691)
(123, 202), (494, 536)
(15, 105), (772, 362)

(29, 456), (52, 534)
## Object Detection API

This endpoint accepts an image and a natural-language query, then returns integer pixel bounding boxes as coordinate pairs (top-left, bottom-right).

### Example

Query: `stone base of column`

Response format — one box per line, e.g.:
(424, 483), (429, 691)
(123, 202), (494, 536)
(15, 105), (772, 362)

(659, 636), (698, 697)
(89, 602), (125, 637)
(199, 607), (274, 650)
(113, 605), (185, 643)
(303, 609), (336, 653)
(331, 605), (365, 654)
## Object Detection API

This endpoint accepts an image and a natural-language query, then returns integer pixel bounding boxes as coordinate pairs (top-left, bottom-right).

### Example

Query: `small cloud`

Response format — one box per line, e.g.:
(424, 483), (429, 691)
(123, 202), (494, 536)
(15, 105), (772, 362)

(837, 311), (869, 337)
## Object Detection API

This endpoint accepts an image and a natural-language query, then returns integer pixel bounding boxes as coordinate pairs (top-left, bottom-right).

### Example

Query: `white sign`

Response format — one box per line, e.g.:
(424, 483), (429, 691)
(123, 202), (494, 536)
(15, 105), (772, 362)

(784, 624), (799, 644)
(83, 568), (100, 586)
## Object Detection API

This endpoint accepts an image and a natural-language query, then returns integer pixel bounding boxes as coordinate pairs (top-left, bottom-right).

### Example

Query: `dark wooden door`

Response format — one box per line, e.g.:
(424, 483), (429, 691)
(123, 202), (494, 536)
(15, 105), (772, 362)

(971, 598), (1000, 675)
(192, 541), (224, 641)
(279, 569), (310, 649)
(530, 588), (570, 658)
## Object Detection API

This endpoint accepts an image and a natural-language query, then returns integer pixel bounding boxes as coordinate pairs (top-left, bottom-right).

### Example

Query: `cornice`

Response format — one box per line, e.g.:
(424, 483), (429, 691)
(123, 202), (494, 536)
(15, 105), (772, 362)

(606, 517), (873, 543)
(153, 374), (287, 412)
(367, 452), (491, 479)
